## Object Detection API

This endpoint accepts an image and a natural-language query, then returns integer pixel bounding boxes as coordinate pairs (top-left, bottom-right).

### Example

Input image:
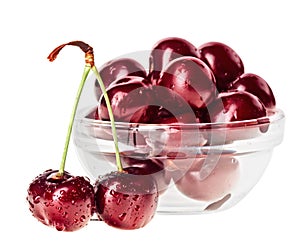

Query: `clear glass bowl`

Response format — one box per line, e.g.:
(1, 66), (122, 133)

(73, 106), (285, 214)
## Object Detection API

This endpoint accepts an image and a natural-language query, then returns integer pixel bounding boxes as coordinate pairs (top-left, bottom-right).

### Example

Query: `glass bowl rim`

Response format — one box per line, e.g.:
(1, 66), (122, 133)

(75, 108), (285, 130)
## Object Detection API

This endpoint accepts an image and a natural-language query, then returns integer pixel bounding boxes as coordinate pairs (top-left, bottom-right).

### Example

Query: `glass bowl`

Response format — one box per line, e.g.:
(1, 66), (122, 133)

(73, 106), (285, 214)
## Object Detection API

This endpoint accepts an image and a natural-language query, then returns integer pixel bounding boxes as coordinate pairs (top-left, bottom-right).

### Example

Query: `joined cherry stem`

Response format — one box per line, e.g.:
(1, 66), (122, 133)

(48, 41), (123, 176)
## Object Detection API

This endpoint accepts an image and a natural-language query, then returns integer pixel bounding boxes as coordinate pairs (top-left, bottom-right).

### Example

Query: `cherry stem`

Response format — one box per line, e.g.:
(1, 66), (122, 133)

(59, 65), (91, 174)
(47, 41), (123, 175)
(91, 66), (122, 172)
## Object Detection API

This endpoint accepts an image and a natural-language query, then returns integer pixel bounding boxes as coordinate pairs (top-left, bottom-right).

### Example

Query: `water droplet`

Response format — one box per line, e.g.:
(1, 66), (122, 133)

(43, 201), (50, 207)
(56, 206), (63, 213)
(110, 189), (116, 197)
(60, 190), (65, 195)
(33, 196), (40, 204)
(71, 200), (76, 205)
(75, 212), (79, 216)
(81, 187), (86, 193)
(134, 205), (140, 211)
(118, 213), (126, 221)
(132, 195), (139, 201)
(80, 215), (86, 222)
(55, 222), (66, 231)
(116, 198), (121, 205)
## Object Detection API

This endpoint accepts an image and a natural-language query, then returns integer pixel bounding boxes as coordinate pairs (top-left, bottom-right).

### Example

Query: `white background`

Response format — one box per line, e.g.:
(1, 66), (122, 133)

(1, 0), (299, 243)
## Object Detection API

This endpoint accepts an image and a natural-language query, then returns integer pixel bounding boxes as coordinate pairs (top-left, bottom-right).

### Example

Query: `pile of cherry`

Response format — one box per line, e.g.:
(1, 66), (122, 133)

(93, 37), (275, 125)
(27, 37), (276, 232)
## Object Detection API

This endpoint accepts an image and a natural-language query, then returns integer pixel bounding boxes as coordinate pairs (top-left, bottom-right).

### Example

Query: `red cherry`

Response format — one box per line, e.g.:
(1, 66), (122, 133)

(206, 90), (267, 123)
(122, 158), (171, 195)
(149, 37), (199, 84)
(230, 73), (276, 110)
(26, 169), (94, 232)
(174, 156), (239, 202)
(98, 78), (152, 123)
(198, 42), (244, 92)
(158, 56), (216, 110)
(94, 169), (158, 229)
(94, 58), (147, 100)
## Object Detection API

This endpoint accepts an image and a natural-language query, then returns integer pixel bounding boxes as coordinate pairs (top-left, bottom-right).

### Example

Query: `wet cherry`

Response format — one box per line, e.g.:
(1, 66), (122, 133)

(149, 37), (199, 84)
(205, 90), (267, 123)
(94, 169), (158, 230)
(27, 170), (94, 231)
(158, 56), (216, 110)
(94, 58), (147, 100)
(198, 41), (244, 92)
(98, 77), (153, 123)
(123, 158), (171, 195)
(230, 73), (276, 110)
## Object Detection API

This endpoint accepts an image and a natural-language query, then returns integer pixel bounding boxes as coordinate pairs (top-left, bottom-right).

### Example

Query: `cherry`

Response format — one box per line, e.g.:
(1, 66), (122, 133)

(94, 169), (158, 230)
(230, 73), (276, 110)
(198, 41), (244, 92)
(27, 170), (94, 231)
(27, 41), (97, 232)
(174, 156), (239, 202)
(122, 158), (171, 195)
(158, 56), (216, 110)
(148, 37), (199, 84)
(205, 90), (267, 123)
(94, 58), (147, 100)
(98, 78), (153, 123)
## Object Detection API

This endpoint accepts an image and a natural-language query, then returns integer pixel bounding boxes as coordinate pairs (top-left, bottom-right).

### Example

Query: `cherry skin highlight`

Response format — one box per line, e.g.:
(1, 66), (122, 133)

(27, 169), (94, 232)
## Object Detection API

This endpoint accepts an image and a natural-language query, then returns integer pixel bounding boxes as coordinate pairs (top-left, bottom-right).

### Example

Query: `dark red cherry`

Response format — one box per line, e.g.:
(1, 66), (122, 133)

(174, 156), (239, 202)
(98, 77), (152, 123)
(123, 158), (171, 195)
(198, 42), (244, 92)
(94, 169), (158, 230)
(230, 73), (276, 110)
(94, 58), (147, 100)
(149, 37), (199, 84)
(26, 169), (94, 232)
(206, 91), (267, 123)
(158, 56), (216, 110)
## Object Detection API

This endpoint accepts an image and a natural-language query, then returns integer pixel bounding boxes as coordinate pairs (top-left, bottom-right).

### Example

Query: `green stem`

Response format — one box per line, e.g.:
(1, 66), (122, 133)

(91, 66), (123, 172)
(59, 65), (91, 174)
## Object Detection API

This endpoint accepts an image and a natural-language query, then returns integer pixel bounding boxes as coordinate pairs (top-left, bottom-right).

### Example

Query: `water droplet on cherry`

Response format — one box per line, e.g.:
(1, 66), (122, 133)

(33, 196), (40, 204)
(55, 222), (66, 231)
(80, 215), (86, 222)
(118, 213), (127, 221)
